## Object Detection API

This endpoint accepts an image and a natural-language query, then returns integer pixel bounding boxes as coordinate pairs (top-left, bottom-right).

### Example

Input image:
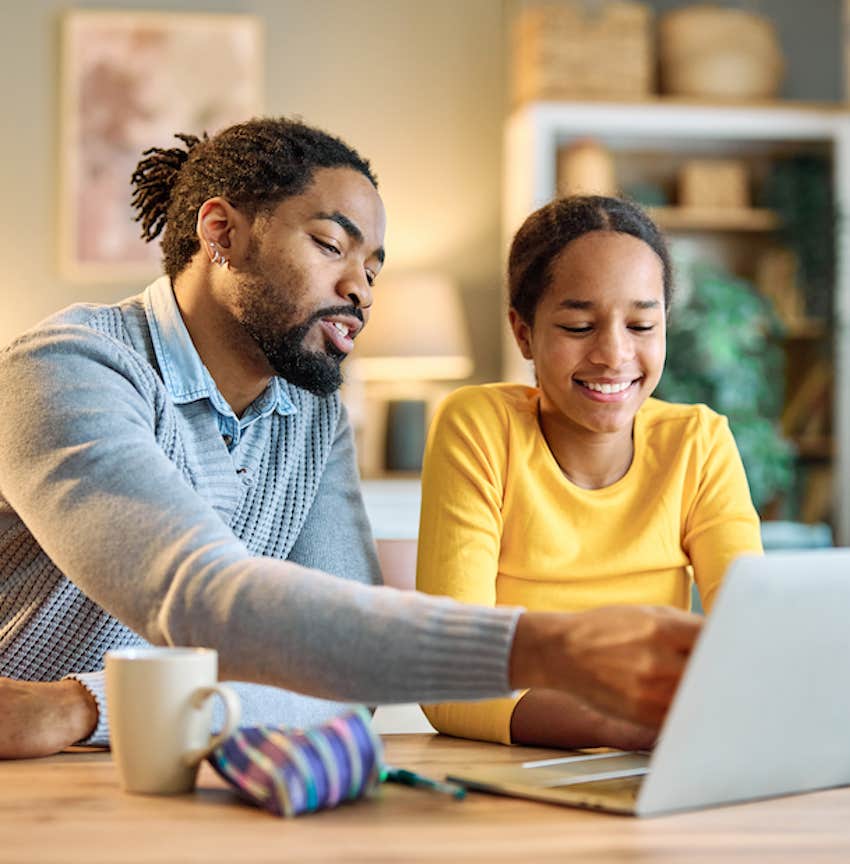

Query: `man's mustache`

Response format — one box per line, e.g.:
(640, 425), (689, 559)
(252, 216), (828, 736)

(307, 305), (364, 326)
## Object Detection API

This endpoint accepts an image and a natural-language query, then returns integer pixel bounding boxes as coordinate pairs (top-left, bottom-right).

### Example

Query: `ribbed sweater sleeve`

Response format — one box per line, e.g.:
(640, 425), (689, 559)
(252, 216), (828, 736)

(64, 671), (109, 745)
(0, 326), (519, 706)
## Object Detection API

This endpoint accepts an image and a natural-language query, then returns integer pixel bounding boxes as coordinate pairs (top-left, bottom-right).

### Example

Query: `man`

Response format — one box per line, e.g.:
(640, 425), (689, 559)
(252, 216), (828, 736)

(0, 118), (700, 758)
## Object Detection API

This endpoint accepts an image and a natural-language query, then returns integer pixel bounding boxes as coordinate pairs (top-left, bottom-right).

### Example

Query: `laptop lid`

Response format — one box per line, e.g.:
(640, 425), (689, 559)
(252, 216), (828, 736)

(637, 549), (850, 815)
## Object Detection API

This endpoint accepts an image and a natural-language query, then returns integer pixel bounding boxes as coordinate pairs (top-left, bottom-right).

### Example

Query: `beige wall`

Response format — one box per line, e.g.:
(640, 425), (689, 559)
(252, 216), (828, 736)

(0, 0), (508, 380)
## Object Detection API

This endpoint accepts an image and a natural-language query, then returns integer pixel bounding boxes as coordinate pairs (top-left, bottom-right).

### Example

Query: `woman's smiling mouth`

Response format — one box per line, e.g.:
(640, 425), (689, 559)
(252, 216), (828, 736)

(575, 377), (642, 401)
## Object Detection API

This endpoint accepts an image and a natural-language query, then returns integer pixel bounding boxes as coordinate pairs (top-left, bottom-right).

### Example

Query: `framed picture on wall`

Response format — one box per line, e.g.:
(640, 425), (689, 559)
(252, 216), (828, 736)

(59, 10), (263, 282)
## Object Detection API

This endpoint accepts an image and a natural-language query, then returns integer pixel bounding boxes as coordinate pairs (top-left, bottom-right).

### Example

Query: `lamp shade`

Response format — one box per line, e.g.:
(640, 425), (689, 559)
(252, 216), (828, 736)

(354, 273), (473, 381)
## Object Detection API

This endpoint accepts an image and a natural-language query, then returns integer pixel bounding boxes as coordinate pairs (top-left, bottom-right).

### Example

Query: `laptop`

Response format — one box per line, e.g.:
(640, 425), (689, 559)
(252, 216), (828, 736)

(447, 550), (850, 816)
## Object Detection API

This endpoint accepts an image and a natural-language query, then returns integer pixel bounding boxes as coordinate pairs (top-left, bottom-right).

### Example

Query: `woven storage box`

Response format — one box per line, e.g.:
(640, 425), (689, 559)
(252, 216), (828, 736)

(513, 1), (654, 103)
(678, 159), (750, 209)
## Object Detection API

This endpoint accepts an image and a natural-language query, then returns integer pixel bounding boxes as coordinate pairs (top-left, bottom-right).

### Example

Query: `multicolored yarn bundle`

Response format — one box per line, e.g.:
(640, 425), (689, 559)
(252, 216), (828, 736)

(208, 705), (383, 817)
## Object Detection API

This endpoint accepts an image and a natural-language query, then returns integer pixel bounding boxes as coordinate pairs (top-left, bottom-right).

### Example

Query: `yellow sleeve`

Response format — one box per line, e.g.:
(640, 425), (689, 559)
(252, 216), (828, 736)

(684, 411), (763, 612)
(416, 387), (524, 744)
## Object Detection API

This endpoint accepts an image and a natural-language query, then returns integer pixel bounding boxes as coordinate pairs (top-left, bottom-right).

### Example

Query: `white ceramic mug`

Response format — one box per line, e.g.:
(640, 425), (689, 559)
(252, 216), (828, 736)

(105, 647), (240, 795)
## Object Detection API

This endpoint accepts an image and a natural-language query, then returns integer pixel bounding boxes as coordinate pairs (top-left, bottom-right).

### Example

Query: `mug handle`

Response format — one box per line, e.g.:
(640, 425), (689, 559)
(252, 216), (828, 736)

(182, 683), (242, 766)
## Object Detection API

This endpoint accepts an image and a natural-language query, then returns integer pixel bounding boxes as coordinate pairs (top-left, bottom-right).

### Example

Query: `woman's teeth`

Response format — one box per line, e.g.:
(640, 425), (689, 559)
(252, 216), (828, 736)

(582, 380), (632, 394)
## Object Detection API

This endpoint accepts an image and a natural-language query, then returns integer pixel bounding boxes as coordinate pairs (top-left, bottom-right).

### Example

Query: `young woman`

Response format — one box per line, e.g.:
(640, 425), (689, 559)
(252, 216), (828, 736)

(416, 196), (762, 750)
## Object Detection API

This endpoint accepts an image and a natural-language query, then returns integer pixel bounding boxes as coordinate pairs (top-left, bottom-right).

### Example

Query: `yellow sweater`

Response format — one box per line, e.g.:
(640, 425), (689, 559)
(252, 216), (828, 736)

(417, 384), (762, 744)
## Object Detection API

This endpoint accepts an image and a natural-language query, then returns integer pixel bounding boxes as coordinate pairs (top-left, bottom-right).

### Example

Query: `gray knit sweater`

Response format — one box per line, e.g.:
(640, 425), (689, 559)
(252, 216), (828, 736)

(0, 283), (519, 744)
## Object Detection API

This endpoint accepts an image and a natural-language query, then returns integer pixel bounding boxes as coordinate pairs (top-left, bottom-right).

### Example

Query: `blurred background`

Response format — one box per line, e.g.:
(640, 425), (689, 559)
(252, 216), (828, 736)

(2, 0), (849, 546)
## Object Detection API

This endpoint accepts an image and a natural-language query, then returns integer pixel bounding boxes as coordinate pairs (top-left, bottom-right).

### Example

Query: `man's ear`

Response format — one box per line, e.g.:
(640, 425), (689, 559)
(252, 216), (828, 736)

(508, 308), (534, 360)
(196, 197), (251, 268)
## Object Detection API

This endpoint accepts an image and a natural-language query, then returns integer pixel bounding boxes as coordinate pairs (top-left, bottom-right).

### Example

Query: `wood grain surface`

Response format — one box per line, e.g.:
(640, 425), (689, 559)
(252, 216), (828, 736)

(2, 734), (849, 863)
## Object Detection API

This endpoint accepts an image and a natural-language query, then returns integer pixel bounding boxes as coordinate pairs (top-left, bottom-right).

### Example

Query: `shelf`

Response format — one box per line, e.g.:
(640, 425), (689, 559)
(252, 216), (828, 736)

(648, 206), (780, 232)
(524, 96), (850, 114)
(793, 436), (833, 460)
(784, 319), (828, 340)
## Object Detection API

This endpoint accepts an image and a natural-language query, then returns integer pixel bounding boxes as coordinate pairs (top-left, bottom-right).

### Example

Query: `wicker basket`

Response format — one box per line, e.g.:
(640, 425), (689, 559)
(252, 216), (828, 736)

(513, 1), (654, 104)
(678, 159), (750, 209)
(659, 5), (784, 100)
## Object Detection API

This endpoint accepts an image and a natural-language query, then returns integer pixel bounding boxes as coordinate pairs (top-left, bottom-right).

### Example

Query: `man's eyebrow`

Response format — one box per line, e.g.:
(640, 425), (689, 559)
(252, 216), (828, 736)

(313, 210), (385, 264)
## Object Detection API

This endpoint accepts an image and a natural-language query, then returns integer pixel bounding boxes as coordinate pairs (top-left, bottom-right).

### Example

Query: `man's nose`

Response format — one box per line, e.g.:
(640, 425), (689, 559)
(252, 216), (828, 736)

(336, 265), (372, 311)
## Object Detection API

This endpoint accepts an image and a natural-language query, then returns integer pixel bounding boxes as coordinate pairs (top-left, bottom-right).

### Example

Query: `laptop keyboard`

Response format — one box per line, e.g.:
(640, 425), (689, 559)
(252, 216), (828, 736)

(522, 751), (650, 788)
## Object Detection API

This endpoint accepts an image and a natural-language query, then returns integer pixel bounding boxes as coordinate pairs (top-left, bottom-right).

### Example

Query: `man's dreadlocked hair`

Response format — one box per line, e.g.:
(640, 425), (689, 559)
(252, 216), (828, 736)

(130, 117), (378, 280)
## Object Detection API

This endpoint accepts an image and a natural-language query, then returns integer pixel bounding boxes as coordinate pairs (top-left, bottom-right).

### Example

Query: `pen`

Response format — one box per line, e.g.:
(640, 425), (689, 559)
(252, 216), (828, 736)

(381, 766), (467, 800)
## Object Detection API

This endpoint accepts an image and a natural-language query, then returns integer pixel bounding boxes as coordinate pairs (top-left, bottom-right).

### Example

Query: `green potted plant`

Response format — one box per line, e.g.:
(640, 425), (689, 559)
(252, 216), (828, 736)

(657, 263), (794, 512)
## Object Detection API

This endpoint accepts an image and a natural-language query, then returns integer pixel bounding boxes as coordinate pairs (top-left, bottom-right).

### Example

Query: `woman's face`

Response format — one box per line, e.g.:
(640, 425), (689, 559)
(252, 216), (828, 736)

(511, 230), (667, 438)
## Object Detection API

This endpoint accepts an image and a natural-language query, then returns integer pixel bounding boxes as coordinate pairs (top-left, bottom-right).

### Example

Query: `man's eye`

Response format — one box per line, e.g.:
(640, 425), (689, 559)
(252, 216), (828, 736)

(366, 271), (376, 287)
(630, 324), (656, 332)
(313, 237), (341, 255)
(558, 325), (592, 334)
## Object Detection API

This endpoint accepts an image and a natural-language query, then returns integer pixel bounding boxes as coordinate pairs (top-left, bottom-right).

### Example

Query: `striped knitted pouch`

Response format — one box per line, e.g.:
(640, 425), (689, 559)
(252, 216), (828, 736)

(206, 706), (384, 817)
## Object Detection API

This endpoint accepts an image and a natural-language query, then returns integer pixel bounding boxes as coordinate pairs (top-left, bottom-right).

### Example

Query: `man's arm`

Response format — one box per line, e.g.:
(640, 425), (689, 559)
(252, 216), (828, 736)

(0, 603), (700, 758)
(2, 406), (378, 756)
(0, 326), (519, 703)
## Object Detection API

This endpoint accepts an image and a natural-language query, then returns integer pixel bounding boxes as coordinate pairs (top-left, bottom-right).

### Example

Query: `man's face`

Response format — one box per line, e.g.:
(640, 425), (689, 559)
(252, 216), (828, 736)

(232, 166), (386, 395)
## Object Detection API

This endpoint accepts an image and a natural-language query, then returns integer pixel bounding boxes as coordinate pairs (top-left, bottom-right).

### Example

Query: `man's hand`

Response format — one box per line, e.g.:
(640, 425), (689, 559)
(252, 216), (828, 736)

(510, 605), (702, 733)
(0, 678), (98, 759)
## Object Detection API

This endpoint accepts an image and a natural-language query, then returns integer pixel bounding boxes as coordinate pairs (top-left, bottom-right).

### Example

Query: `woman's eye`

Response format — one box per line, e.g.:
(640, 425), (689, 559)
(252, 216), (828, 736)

(313, 237), (341, 255)
(365, 270), (376, 287)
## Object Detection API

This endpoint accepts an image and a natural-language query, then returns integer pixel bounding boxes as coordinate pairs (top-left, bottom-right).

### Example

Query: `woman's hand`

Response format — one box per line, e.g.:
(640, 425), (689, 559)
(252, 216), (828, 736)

(510, 687), (658, 750)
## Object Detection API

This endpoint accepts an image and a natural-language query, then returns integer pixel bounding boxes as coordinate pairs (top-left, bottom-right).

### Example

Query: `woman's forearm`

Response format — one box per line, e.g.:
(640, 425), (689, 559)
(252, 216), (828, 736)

(510, 688), (656, 751)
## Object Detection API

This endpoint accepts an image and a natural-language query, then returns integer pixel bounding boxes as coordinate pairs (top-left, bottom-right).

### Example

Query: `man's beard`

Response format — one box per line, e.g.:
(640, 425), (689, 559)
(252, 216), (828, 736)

(233, 243), (364, 397)
(248, 307), (352, 397)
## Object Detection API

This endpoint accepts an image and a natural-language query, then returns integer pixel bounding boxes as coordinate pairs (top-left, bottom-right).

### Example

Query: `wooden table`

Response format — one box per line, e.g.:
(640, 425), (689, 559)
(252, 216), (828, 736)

(2, 734), (849, 863)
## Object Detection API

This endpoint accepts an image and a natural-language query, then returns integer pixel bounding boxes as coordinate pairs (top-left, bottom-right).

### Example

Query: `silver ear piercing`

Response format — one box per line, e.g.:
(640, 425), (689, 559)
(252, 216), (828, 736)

(209, 241), (230, 269)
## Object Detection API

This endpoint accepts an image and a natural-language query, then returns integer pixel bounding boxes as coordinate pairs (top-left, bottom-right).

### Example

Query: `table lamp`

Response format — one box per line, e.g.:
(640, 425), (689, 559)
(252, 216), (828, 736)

(354, 273), (473, 472)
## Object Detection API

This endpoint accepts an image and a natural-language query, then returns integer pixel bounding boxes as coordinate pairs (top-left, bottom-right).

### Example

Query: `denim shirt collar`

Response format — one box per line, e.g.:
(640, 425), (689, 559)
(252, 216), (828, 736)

(143, 277), (295, 435)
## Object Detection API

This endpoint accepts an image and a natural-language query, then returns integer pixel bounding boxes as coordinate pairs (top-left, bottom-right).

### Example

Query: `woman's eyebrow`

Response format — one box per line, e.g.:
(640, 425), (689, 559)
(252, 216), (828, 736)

(558, 298), (594, 310)
(556, 299), (662, 310)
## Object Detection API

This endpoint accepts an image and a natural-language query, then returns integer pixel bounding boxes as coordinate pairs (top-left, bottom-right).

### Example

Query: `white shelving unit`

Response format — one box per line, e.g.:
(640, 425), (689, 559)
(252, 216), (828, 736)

(503, 100), (850, 543)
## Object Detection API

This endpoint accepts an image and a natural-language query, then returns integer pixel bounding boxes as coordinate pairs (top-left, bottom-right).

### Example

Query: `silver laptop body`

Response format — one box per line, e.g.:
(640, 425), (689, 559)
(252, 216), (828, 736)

(447, 550), (850, 816)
